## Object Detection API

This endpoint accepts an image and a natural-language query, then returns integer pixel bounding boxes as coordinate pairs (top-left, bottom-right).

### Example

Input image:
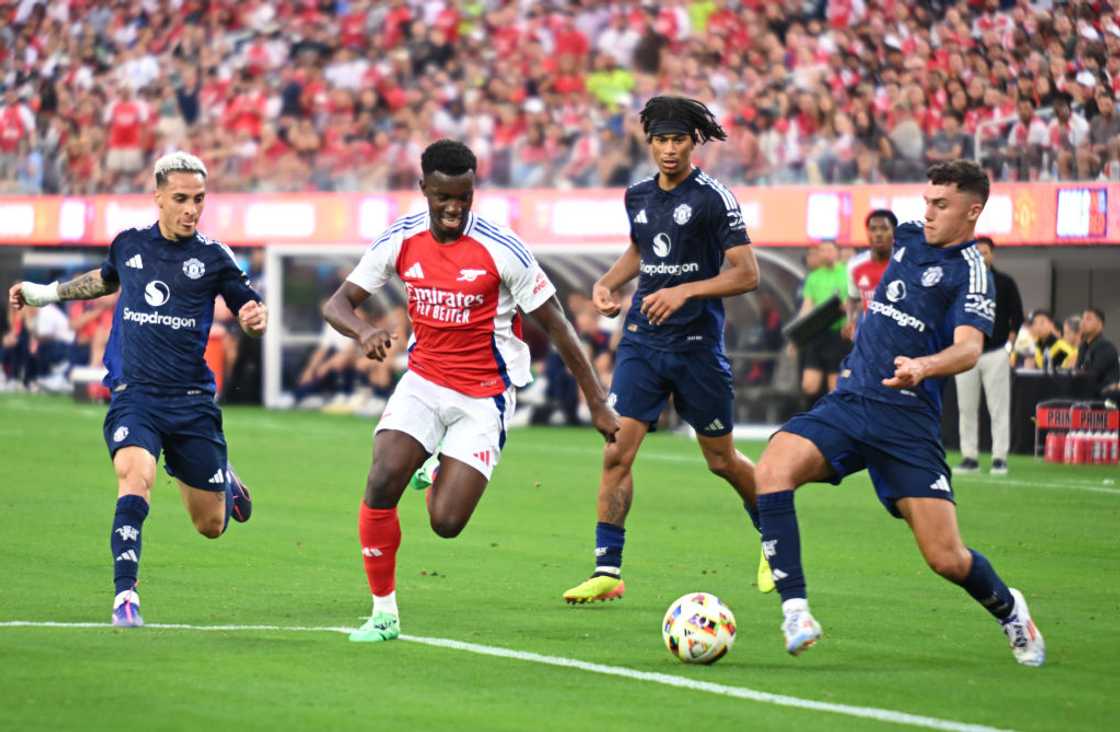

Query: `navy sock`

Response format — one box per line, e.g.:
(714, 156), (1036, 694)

(757, 491), (806, 602)
(744, 499), (761, 533)
(594, 522), (625, 576)
(957, 549), (1015, 621)
(111, 495), (149, 595)
(222, 474), (233, 534)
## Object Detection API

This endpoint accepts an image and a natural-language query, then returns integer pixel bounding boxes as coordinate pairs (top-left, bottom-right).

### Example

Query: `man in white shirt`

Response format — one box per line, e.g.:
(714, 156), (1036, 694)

(1049, 92), (1091, 179)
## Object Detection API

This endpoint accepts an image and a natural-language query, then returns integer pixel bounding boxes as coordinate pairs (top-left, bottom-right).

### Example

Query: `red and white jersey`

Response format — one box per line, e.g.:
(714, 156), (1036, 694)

(347, 212), (556, 398)
(847, 250), (890, 313)
(104, 100), (149, 148)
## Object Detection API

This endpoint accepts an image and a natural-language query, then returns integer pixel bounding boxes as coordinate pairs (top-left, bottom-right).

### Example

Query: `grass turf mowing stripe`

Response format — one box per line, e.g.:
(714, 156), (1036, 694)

(0, 621), (1014, 732)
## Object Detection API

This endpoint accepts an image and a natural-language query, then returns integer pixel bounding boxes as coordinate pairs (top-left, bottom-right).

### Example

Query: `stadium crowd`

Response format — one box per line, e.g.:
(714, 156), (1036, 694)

(3, 0), (1120, 196)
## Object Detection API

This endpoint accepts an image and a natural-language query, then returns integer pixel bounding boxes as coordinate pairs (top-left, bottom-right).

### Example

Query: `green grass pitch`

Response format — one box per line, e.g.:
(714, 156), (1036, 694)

(0, 394), (1117, 731)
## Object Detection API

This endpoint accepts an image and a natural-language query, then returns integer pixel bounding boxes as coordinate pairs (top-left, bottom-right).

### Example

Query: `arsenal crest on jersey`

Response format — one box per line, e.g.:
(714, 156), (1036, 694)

(183, 258), (206, 280)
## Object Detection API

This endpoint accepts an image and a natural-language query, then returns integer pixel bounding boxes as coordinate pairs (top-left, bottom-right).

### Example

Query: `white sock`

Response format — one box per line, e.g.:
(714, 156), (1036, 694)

(782, 598), (808, 615)
(373, 591), (398, 616)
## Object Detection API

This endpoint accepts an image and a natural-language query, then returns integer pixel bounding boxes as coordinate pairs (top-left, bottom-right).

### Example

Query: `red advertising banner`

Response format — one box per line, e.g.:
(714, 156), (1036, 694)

(0, 182), (1115, 248)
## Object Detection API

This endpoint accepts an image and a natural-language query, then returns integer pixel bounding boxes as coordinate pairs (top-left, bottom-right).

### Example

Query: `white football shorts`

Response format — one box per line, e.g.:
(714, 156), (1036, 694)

(375, 369), (516, 480)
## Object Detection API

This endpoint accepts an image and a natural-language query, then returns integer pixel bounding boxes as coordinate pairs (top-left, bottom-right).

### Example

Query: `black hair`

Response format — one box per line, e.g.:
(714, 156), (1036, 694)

(927, 160), (990, 204)
(420, 139), (477, 176)
(1086, 306), (1106, 323)
(975, 236), (995, 248)
(865, 208), (898, 229)
(639, 96), (727, 144)
(1030, 308), (1053, 323)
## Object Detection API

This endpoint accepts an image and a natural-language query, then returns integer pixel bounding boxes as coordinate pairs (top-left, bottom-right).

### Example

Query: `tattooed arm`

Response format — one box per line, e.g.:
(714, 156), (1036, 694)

(9, 269), (119, 310)
(59, 269), (119, 300)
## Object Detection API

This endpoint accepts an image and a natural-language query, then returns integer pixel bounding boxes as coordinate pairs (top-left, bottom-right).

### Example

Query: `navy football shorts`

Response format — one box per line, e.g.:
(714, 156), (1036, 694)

(779, 390), (954, 518)
(609, 340), (734, 437)
(103, 386), (229, 491)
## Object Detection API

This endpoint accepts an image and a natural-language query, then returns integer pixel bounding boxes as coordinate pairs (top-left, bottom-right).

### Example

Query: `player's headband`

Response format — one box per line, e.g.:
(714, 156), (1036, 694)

(647, 120), (694, 138)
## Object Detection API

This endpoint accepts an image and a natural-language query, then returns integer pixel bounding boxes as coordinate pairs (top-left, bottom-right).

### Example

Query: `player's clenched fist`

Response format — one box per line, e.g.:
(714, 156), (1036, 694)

(8, 282), (26, 309)
(881, 355), (928, 389)
(590, 401), (621, 443)
(358, 327), (397, 362)
(592, 282), (622, 318)
(238, 300), (268, 336)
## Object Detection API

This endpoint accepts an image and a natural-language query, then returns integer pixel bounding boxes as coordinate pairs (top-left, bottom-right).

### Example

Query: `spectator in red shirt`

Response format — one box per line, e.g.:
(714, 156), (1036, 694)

(0, 87), (36, 181)
(103, 84), (150, 187)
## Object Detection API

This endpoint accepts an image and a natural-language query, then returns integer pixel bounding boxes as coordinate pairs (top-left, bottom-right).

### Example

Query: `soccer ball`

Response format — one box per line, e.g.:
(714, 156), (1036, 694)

(662, 592), (737, 664)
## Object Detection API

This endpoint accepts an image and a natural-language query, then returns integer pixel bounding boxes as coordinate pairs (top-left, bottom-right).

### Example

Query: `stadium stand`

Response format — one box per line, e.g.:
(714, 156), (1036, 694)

(2, 0), (1120, 195)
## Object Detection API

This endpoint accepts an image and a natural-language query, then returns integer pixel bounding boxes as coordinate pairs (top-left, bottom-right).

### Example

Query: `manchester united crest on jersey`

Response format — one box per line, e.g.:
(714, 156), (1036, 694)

(183, 258), (205, 280)
(673, 203), (692, 225)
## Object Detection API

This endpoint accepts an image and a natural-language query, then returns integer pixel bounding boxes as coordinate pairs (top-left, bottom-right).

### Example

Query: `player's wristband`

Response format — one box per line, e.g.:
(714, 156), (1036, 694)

(21, 281), (60, 306)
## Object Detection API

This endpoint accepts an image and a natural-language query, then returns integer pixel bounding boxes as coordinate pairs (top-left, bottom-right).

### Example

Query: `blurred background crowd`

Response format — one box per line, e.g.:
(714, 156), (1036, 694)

(3, 0), (1120, 196)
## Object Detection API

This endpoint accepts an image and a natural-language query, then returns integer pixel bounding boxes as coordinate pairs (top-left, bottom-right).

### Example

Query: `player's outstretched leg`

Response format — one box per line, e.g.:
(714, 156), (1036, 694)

(696, 434), (773, 593)
(898, 498), (1044, 667)
(227, 462), (252, 523)
(351, 430), (424, 643)
(111, 496), (148, 627)
(109, 447), (153, 628)
(564, 419), (646, 604)
(755, 432), (833, 655)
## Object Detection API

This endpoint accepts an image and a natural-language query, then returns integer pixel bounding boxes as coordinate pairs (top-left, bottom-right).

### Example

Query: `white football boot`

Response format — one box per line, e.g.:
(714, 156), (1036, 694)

(1001, 588), (1045, 667)
(781, 598), (822, 656)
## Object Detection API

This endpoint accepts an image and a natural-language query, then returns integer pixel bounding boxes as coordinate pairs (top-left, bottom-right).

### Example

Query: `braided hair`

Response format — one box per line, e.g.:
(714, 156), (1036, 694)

(639, 96), (727, 144)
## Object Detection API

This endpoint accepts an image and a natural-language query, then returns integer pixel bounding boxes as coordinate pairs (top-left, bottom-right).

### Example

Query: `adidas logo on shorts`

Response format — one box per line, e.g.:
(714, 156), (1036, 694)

(208, 469), (226, 485)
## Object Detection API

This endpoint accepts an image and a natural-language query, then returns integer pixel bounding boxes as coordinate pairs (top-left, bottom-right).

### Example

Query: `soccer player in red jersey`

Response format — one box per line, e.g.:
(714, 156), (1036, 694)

(323, 140), (620, 642)
(843, 209), (896, 340)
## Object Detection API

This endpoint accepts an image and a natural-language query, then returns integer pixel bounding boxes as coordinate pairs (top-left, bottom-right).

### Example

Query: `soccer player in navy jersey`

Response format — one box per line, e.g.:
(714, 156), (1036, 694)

(753, 160), (1045, 666)
(9, 152), (265, 627)
(562, 96), (768, 604)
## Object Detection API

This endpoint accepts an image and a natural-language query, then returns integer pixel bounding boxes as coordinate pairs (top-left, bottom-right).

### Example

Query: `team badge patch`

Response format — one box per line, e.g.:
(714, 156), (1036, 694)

(886, 279), (907, 303)
(921, 266), (943, 287)
(113, 426), (129, 443)
(183, 258), (206, 280)
(673, 203), (692, 225)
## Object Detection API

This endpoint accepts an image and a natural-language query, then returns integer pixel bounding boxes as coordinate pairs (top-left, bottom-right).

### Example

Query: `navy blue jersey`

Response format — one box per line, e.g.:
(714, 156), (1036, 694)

(100, 223), (260, 395)
(836, 222), (995, 415)
(622, 168), (750, 351)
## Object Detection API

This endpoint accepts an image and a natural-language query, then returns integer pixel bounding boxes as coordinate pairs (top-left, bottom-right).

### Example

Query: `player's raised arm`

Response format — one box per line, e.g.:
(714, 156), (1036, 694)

(325, 221), (408, 362)
(213, 244), (267, 337)
(322, 280), (396, 363)
(527, 295), (620, 443)
(593, 242), (640, 318)
(883, 324), (985, 389)
(9, 268), (119, 310)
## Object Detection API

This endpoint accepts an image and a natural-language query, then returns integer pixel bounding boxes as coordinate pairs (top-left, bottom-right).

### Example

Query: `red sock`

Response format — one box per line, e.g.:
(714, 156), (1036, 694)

(358, 504), (401, 595)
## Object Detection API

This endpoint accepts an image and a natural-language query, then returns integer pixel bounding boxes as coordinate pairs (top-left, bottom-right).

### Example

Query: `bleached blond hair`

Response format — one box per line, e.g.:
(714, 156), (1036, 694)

(154, 151), (208, 187)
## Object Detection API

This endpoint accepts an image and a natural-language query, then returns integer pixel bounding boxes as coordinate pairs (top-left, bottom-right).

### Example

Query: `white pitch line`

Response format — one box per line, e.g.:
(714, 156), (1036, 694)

(0, 620), (1012, 732)
(519, 444), (1120, 495)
